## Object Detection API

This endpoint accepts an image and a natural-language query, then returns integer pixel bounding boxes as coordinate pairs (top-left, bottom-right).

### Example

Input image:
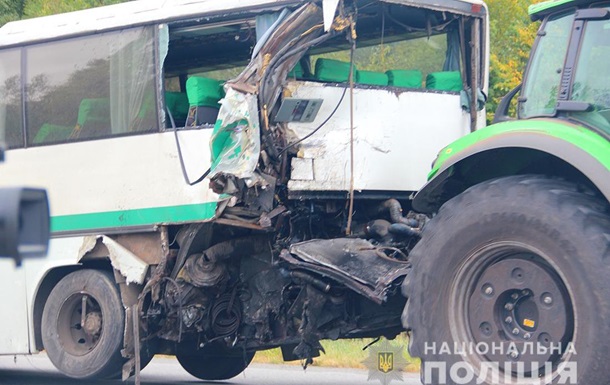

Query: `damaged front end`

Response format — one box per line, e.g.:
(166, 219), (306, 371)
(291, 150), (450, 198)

(135, 0), (425, 371)
(208, 2), (341, 205)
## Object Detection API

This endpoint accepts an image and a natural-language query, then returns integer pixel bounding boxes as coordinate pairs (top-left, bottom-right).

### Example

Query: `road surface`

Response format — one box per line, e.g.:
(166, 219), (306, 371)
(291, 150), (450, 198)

(0, 354), (422, 385)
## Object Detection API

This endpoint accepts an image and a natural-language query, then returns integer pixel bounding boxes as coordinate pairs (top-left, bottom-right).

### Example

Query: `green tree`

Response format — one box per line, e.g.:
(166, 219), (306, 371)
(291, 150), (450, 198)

(0, 0), (27, 25)
(23, 0), (126, 18)
(486, 0), (538, 121)
(0, 0), (129, 26)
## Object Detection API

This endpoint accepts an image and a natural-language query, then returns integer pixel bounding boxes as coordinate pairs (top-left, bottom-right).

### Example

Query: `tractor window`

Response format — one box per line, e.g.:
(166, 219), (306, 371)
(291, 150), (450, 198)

(568, 12), (610, 131)
(519, 12), (574, 118)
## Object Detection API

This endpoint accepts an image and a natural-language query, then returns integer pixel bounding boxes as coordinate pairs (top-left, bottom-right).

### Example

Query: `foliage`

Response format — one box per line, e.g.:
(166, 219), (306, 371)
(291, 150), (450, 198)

(23, 0), (125, 18)
(486, 0), (539, 121)
(0, 0), (27, 26)
(254, 336), (421, 372)
(0, 0), (125, 25)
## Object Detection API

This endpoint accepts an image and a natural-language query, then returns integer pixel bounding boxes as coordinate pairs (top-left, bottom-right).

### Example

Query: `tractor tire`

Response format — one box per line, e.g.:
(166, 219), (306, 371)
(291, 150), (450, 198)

(41, 269), (125, 379)
(403, 175), (610, 384)
(177, 342), (254, 380)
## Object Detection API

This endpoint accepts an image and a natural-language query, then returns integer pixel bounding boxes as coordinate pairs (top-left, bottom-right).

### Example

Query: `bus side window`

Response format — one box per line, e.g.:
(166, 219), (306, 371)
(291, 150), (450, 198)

(0, 49), (24, 149)
(24, 26), (158, 146)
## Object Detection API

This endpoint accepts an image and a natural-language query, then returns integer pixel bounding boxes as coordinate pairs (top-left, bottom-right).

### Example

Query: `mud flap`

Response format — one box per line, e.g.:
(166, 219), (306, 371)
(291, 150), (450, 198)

(281, 238), (410, 304)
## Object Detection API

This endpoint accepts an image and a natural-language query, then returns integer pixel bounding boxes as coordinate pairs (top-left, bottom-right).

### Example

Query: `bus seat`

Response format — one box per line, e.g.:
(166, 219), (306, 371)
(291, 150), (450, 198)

(386, 70), (423, 88)
(425, 71), (462, 92)
(77, 98), (110, 127)
(314, 58), (355, 83)
(32, 123), (73, 144)
(185, 76), (224, 126)
(288, 57), (313, 80)
(165, 91), (189, 126)
(288, 61), (305, 79)
(357, 70), (389, 86)
(72, 98), (111, 138)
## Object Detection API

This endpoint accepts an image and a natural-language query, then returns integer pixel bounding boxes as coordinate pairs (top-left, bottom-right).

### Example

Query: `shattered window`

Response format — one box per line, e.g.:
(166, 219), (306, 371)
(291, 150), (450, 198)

(309, 33), (448, 86)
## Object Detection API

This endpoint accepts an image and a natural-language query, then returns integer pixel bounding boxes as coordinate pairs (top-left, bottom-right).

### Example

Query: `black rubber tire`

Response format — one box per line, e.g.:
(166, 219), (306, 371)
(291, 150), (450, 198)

(177, 343), (254, 380)
(41, 269), (125, 379)
(403, 175), (610, 385)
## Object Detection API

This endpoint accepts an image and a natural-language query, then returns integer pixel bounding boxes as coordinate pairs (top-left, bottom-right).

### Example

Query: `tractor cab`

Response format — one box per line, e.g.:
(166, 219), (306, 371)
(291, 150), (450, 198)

(497, 0), (610, 135)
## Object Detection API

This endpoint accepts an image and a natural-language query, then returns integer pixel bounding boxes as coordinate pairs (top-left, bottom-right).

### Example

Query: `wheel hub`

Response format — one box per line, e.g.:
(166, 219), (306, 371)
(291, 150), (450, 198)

(57, 292), (103, 356)
(83, 311), (103, 336)
(466, 255), (573, 374)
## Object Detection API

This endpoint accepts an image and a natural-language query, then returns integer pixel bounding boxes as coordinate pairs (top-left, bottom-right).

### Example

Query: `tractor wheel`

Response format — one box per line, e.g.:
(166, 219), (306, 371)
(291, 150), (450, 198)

(403, 175), (610, 384)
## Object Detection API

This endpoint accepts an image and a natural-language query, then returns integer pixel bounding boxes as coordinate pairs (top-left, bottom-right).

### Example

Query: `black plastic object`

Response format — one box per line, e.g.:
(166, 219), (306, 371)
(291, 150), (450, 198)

(0, 187), (50, 265)
(0, 146), (50, 265)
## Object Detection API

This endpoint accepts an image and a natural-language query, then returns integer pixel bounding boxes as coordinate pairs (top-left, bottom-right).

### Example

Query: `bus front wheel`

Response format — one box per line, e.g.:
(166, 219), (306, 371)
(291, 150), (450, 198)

(41, 269), (125, 379)
(177, 342), (254, 380)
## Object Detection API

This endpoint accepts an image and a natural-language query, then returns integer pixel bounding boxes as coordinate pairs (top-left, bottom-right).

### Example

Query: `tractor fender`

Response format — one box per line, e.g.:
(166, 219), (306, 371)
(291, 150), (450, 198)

(412, 119), (610, 213)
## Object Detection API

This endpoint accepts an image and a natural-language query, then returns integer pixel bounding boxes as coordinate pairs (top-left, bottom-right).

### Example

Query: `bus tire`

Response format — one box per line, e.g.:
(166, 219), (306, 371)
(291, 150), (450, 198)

(403, 175), (610, 385)
(41, 269), (125, 379)
(177, 342), (254, 380)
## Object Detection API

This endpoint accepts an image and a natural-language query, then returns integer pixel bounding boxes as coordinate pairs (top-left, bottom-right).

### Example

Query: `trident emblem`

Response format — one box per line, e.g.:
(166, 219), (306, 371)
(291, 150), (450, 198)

(378, 352), (394, 373)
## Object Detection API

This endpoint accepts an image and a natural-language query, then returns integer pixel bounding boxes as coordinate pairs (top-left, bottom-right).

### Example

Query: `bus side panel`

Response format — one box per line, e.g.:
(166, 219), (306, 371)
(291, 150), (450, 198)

(286, 81), (473, 192)
(0, 259), (30, 354)
(1, 130), (217, 234)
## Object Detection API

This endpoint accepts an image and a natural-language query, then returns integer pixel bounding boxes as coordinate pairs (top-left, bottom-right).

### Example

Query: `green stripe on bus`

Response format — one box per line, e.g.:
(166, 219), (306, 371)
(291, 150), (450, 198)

(51, 202), (218, 233)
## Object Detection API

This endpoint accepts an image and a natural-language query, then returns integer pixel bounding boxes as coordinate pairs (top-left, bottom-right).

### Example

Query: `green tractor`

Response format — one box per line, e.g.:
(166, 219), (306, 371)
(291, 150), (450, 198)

(403, 0), (610, 383)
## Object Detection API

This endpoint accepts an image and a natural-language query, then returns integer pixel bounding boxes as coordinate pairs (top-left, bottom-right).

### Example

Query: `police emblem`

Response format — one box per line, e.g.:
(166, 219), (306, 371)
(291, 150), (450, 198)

(363, 339), (408, 385)
(378, 352), (393, 373)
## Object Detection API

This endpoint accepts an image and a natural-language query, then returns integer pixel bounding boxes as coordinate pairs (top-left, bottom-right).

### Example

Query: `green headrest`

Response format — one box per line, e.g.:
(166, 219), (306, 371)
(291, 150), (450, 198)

(386, 70), (423, 88)
(314, 58), (355, 82)
(33, 123), (73, 144)
(186, 77), (224, 108)
(426, 71), (462, 92)
(357, 70), (389, 86)
(288, 61), (305, 78)
(165, 92), (189, 120)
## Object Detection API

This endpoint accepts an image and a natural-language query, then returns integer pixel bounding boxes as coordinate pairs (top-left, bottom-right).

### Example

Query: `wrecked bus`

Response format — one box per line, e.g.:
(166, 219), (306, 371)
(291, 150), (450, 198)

(0, 0), (488, 380)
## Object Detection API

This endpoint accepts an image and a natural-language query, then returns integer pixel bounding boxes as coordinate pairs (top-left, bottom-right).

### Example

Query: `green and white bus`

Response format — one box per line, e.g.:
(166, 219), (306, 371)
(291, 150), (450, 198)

(0, 0), (488, 381)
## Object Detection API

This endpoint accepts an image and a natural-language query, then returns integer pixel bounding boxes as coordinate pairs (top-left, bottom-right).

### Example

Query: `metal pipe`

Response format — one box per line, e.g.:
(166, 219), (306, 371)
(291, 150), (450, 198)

(290, 271), (331, 293)
(381, 199), (418, 227)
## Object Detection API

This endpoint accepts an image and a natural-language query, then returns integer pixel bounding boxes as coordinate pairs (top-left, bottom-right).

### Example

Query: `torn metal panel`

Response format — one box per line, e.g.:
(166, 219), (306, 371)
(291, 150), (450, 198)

(381, 0), (487, 16)
(78, 235), (149, 284)
(210, 3), (326, 192)
(283, 238), (410, 304)
(209, 89), (261, 182)
(109, 233), (165, 266)
(323, 0), (341, 31)
(231, 2), (324, 106)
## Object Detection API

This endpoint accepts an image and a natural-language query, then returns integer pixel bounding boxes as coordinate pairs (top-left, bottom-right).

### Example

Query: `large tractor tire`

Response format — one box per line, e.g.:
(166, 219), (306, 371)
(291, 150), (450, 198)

(403, 175), (610, 384)
(41, 269), (126, 379)
(177, 342), (254, 380)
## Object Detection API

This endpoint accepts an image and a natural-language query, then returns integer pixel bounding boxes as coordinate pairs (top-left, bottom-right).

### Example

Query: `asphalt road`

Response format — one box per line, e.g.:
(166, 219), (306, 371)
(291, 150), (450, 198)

(0, 354), (422, 385)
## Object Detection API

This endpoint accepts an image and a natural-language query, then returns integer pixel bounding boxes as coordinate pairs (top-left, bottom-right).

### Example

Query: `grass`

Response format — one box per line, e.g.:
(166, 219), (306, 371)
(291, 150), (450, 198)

(253, 335), (421, 372)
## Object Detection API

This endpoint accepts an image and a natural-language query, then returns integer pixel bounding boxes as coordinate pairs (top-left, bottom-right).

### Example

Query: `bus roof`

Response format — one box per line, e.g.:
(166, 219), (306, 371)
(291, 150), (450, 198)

(0, 0), (487, 48)
(0, 0), (299, 47)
